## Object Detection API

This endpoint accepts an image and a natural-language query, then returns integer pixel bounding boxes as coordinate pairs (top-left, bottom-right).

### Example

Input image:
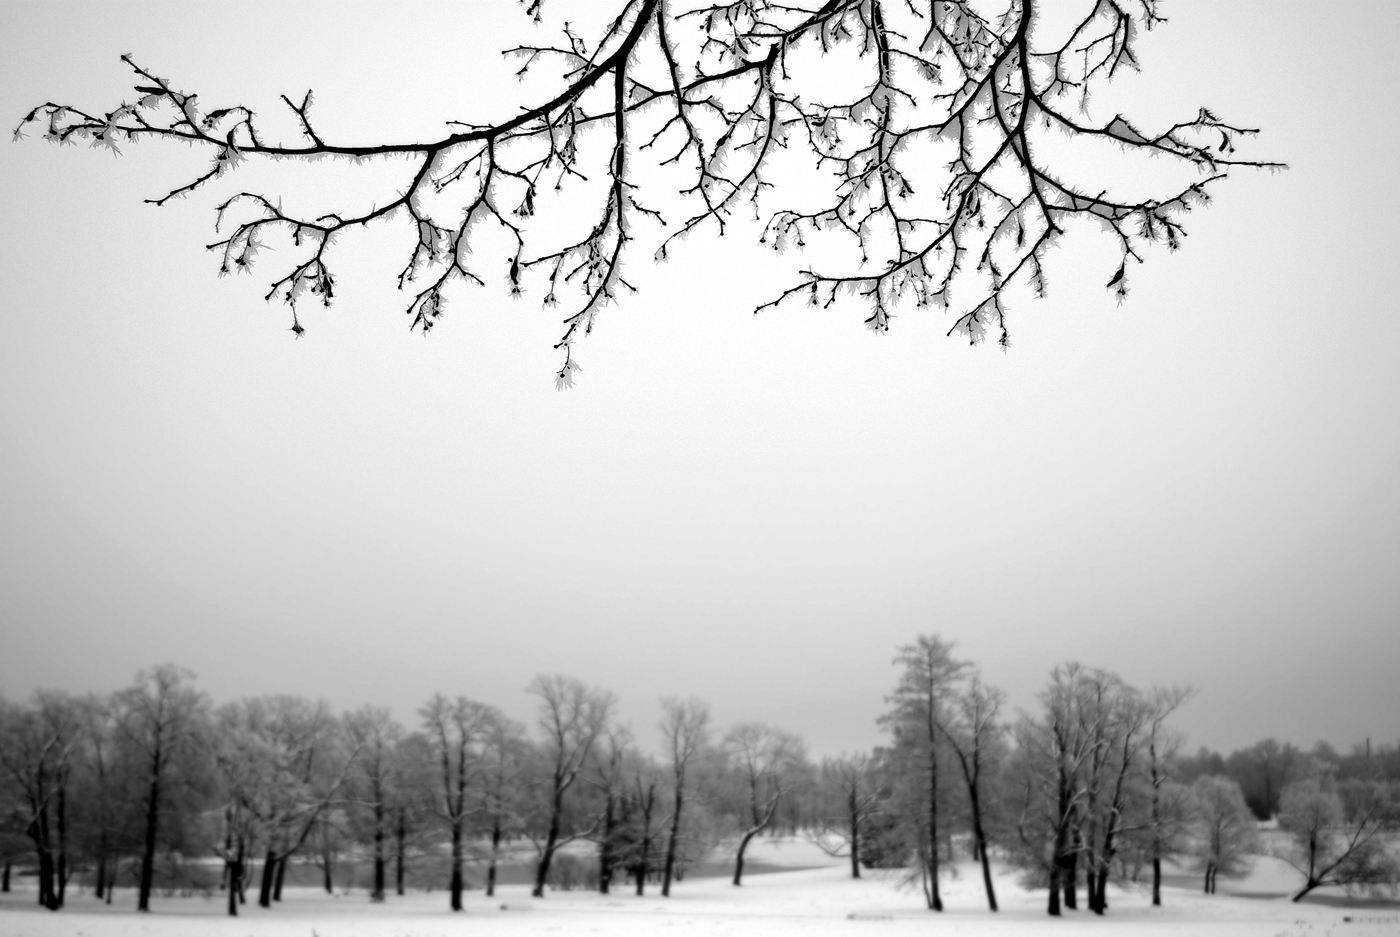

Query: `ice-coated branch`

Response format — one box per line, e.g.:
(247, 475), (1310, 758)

(18, 0), (1281, 384)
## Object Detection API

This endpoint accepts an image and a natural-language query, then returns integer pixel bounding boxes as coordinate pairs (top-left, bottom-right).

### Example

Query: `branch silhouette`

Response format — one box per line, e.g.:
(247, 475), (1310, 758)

(18, 0), (1282, 387)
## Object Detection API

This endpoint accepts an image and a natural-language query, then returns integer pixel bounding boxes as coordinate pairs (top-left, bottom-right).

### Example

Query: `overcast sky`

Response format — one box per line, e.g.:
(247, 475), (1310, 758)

(1, 0), (1396, 759)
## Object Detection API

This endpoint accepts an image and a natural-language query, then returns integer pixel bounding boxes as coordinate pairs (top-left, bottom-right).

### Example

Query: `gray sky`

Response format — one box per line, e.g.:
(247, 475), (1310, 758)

(1, 0), (1397, 759)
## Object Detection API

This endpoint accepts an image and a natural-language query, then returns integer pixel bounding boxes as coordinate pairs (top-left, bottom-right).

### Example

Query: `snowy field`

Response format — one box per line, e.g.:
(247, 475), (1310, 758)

(2, 840), (1396, 937)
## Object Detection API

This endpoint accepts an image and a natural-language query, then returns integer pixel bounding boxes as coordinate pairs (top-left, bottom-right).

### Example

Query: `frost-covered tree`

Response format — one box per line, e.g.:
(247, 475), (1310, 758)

(420, 694), (494, 911)
(1277, 775), (1399, 903)
(1190, 775), (1257, 894)
(214, 695), (354, 913)
(937, 668), (1006, 911)
(526, 675), (615, 897)
(0, 693), (82, 910)
(659, 695), (711, 896)
(716, 722), (807, 885)
(479, 711), (532, 898)
(880, 634), (964, 911)
(18, 0), (1278, 386)
(113, 665), (213, 913)
(1011, 663), (1155, 917)
(810, 752), (881, 879)
(1142, 684), (1192, 905)
(583, 723), (635, 894)
(615, 749), (666, 895)
(342, 706), (407, 902)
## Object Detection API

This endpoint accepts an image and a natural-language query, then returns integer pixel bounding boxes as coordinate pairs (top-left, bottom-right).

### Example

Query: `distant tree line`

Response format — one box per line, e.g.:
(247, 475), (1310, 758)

(2, 650), (1396, 918)
(1176, 738), (1400, 821)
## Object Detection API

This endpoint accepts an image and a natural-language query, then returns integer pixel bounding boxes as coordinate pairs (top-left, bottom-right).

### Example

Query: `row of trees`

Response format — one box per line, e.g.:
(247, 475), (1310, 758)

(826, 641), (1398, 914)
(3, 650), (1396, 918)
(0, 666), (811, 916)
(1177, 737), (1400, 821)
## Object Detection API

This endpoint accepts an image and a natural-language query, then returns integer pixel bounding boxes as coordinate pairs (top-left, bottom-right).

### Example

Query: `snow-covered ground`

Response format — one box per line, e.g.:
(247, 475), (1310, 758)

(2, 839), (1395, 937)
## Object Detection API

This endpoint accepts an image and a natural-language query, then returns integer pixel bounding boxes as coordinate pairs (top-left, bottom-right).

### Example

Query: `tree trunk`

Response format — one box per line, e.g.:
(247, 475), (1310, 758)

(1149, 753), (1163, 907)
(3, 859), (10, 892)
(258, 848), (276, 907)
(37, 839), (56, 910)
(532, 782), (565, 898)
(1094, 865), (1111, 913)
(395, 808), (406, 896)
(449, 817), (464, 911)
(273, 854), (287, 901)
(487, 818), (502, 898)
(926, 740), (942, 911)
(635, 782), (655, 896)
(599, 794), (616, 894)
(32, 799), (58, 911)
(967, 784), (996, 911)
(137, 764), (161, 913)
(227, 852), (240, 917)
(372, 798), (386, 901)
(848, 790), (861, 880)
(236, 838), (247, 904)
(322, 853), (333, 894)
(1048, 748), (1075, 918)
(1062, 827), (1078, 911)
(732, 829), (760, 886)
(636, 795), (653, 897)
(56, 781), (68, 908)
(662, 788), (684, 897)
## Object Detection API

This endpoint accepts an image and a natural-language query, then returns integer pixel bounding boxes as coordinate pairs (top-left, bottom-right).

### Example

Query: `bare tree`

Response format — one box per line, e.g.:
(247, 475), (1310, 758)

(211, 789), (256, 916)
(309, 806), (350, 894)
(420, 694), (493, 911)
(880, 634), (964, 911)
(73, 694), (128, 906)
(0, 693), (82, 910)
(1012, 663), (1107, 917)
(113, 665), (211, 913)
(621, 752), (664, 895)
(1144, 684), (1193, 905)
(479, 710), (531, 898)
(811, 752), (881, 879)
(718, 722), (807, 885)
(1011, 664), (1172, 917)
(19, 1), (1277, 385)
(390, 732), (437, 897)
(527, 675), (615, 898)
(1277, 775), (1399, 903)
(343, 706), (405, 902)
(214, 696), (354, 912)
(936, 671), (1005, 911)
(209, 703), (262, 916)
(1080, 678), (1150, 915)
(584, 723), (637, 894)
(1191, 775), (1257, 894)
(659, 696), (710, 897)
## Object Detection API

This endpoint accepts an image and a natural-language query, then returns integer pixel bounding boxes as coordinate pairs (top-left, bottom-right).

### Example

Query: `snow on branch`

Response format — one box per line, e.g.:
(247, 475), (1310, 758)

(18, 0), (1282, 385)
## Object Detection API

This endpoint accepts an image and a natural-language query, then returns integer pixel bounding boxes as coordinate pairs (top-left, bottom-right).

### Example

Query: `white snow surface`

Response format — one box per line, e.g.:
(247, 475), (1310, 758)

(2, 839), (1396, 937)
